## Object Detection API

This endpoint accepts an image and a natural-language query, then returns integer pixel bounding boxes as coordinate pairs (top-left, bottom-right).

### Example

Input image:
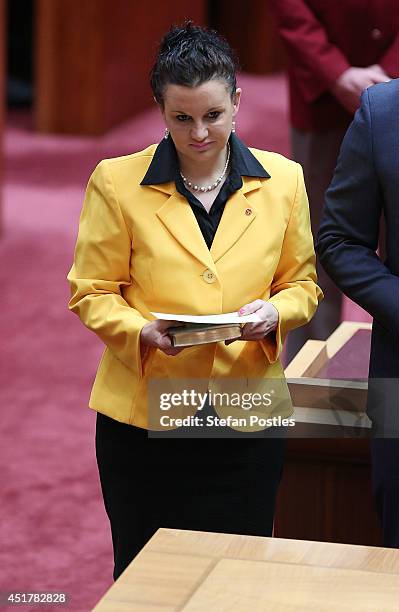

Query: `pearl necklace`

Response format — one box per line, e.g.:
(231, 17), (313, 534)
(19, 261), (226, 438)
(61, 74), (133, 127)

(180, 143), (230, 192)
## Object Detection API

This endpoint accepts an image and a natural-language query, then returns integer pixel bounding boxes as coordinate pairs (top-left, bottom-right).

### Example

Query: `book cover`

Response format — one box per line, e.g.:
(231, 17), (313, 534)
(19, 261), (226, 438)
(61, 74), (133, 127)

(168, 322), (242, 347)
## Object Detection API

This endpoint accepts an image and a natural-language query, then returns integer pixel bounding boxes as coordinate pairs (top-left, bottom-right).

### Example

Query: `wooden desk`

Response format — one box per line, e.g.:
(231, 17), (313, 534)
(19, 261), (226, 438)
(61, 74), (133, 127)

(93, 528), (399, 611)
(286, 321), (372, 435)
(275, 322), (381, 546)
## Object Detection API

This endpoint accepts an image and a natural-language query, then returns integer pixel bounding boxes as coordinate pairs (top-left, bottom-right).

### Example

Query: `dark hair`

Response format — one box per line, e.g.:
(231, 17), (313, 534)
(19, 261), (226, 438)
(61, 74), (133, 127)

(150, 22), (238, 106)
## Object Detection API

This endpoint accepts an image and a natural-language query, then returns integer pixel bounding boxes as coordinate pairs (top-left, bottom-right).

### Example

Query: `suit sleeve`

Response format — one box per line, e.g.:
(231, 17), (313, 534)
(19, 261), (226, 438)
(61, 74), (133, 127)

(269, 0), (349, 102)
(67, 160), (149, 378)
(317, 88), (399, 336)
(262, 163), (323, 363)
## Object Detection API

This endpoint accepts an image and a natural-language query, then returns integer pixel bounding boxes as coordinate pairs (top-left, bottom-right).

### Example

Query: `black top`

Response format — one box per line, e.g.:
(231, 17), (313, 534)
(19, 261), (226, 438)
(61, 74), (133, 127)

(141, 133), (270, 249)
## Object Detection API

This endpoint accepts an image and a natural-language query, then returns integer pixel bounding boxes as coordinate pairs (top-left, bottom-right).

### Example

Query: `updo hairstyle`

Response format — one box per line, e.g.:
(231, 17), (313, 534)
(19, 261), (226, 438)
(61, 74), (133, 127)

(150, 21), (238, 107)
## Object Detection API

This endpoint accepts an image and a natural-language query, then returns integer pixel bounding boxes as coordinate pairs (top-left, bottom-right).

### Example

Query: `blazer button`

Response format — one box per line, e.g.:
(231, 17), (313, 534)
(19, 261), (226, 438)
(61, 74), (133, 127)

(371, 28), (382, 40)
(245, 208), (252, 215)
(202, 269), (216, 283)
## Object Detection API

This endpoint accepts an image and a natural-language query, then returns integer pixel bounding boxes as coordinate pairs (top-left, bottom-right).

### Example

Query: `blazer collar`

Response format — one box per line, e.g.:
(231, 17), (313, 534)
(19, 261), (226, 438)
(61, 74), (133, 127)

(140, 133), (271, 192)
(141, 135), (271, 269)
(155, 188), (259, 271)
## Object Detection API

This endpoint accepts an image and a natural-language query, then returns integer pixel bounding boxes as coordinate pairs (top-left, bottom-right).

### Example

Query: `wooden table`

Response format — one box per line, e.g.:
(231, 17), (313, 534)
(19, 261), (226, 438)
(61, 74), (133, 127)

(273, 321), (382, 547)
(93, 528), (399, 611)
(285, 321), (373, 435)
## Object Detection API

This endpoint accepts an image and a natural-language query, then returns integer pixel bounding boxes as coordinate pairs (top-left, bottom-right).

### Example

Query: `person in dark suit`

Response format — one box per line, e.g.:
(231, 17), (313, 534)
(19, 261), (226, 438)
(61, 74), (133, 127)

(270, 0), (399, 362)
(317, 79), (399, 547)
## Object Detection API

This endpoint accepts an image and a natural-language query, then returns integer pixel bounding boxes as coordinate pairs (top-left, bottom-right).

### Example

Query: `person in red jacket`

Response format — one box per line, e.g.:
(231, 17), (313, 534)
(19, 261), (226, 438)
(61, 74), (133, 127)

(270, 0), (399, 362)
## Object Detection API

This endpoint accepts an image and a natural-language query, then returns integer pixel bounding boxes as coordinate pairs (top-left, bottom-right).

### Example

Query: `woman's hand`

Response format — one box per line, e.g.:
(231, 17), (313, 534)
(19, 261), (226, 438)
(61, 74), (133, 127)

(226, 300), (279, 345)
(140, 320), (186, 357)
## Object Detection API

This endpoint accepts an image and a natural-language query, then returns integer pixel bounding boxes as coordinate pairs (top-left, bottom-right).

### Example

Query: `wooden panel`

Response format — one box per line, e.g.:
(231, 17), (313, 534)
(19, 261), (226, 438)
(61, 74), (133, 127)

(0, 0), (4, 235)
(183, 558), (399, 611)
(35, 0), (103, 134)
(94, 551), (216, 611)
(103, 1), (206, 130)
(210, 0), (286, 74)
(274, 445), (382, 546)
(94, 529), (399, 610)
(275, 322), (381, 546)
(286, 322), (372, 378)
(147, 529), (399, 574)
(35, 0), (206, 134)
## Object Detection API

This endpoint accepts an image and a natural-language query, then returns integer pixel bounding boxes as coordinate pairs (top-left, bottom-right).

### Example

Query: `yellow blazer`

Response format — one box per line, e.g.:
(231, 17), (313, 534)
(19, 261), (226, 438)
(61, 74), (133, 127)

(67, 144), (322, 428)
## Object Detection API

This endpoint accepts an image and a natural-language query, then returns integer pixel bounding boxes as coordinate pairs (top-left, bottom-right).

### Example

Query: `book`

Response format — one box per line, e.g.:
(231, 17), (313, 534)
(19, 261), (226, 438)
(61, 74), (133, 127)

(151, 311), (261, 324)
(167, 322), (243, 347)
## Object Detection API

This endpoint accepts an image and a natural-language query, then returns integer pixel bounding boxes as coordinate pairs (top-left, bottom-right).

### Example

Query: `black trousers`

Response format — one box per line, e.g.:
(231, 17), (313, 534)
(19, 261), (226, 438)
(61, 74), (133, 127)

(95, 412), (285, 580)
(371, 438), (399, 548)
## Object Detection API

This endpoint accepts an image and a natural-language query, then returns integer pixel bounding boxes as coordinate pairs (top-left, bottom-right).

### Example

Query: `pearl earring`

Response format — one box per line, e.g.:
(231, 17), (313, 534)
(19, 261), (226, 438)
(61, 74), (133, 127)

(164, 128), (169, 139)
(232, 121), (236, 133)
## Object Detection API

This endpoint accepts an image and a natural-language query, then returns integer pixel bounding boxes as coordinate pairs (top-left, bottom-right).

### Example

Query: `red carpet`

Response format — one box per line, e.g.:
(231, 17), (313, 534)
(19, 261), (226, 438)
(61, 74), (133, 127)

(0, 73), (370, 612)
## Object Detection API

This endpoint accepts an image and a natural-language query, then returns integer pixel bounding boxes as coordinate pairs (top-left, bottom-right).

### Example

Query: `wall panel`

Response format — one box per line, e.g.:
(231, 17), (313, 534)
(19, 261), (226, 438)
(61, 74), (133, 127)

(36, 0), (206, 134)
(275, 439), (382, 546)
(210, 0), (286, 74)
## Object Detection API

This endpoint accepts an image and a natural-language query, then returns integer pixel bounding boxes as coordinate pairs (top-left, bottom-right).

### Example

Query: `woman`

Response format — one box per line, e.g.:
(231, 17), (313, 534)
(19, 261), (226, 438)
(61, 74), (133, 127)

(68, 23), (321, 579)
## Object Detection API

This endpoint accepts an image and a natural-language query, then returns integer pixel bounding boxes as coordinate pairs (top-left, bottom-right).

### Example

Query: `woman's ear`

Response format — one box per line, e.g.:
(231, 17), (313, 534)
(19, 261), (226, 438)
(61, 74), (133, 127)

(233, 88), (242, 116)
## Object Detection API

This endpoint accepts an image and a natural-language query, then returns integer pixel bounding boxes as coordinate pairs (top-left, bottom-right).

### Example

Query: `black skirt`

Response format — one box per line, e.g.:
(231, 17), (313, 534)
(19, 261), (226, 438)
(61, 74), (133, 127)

(95, 412), (285, 579)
